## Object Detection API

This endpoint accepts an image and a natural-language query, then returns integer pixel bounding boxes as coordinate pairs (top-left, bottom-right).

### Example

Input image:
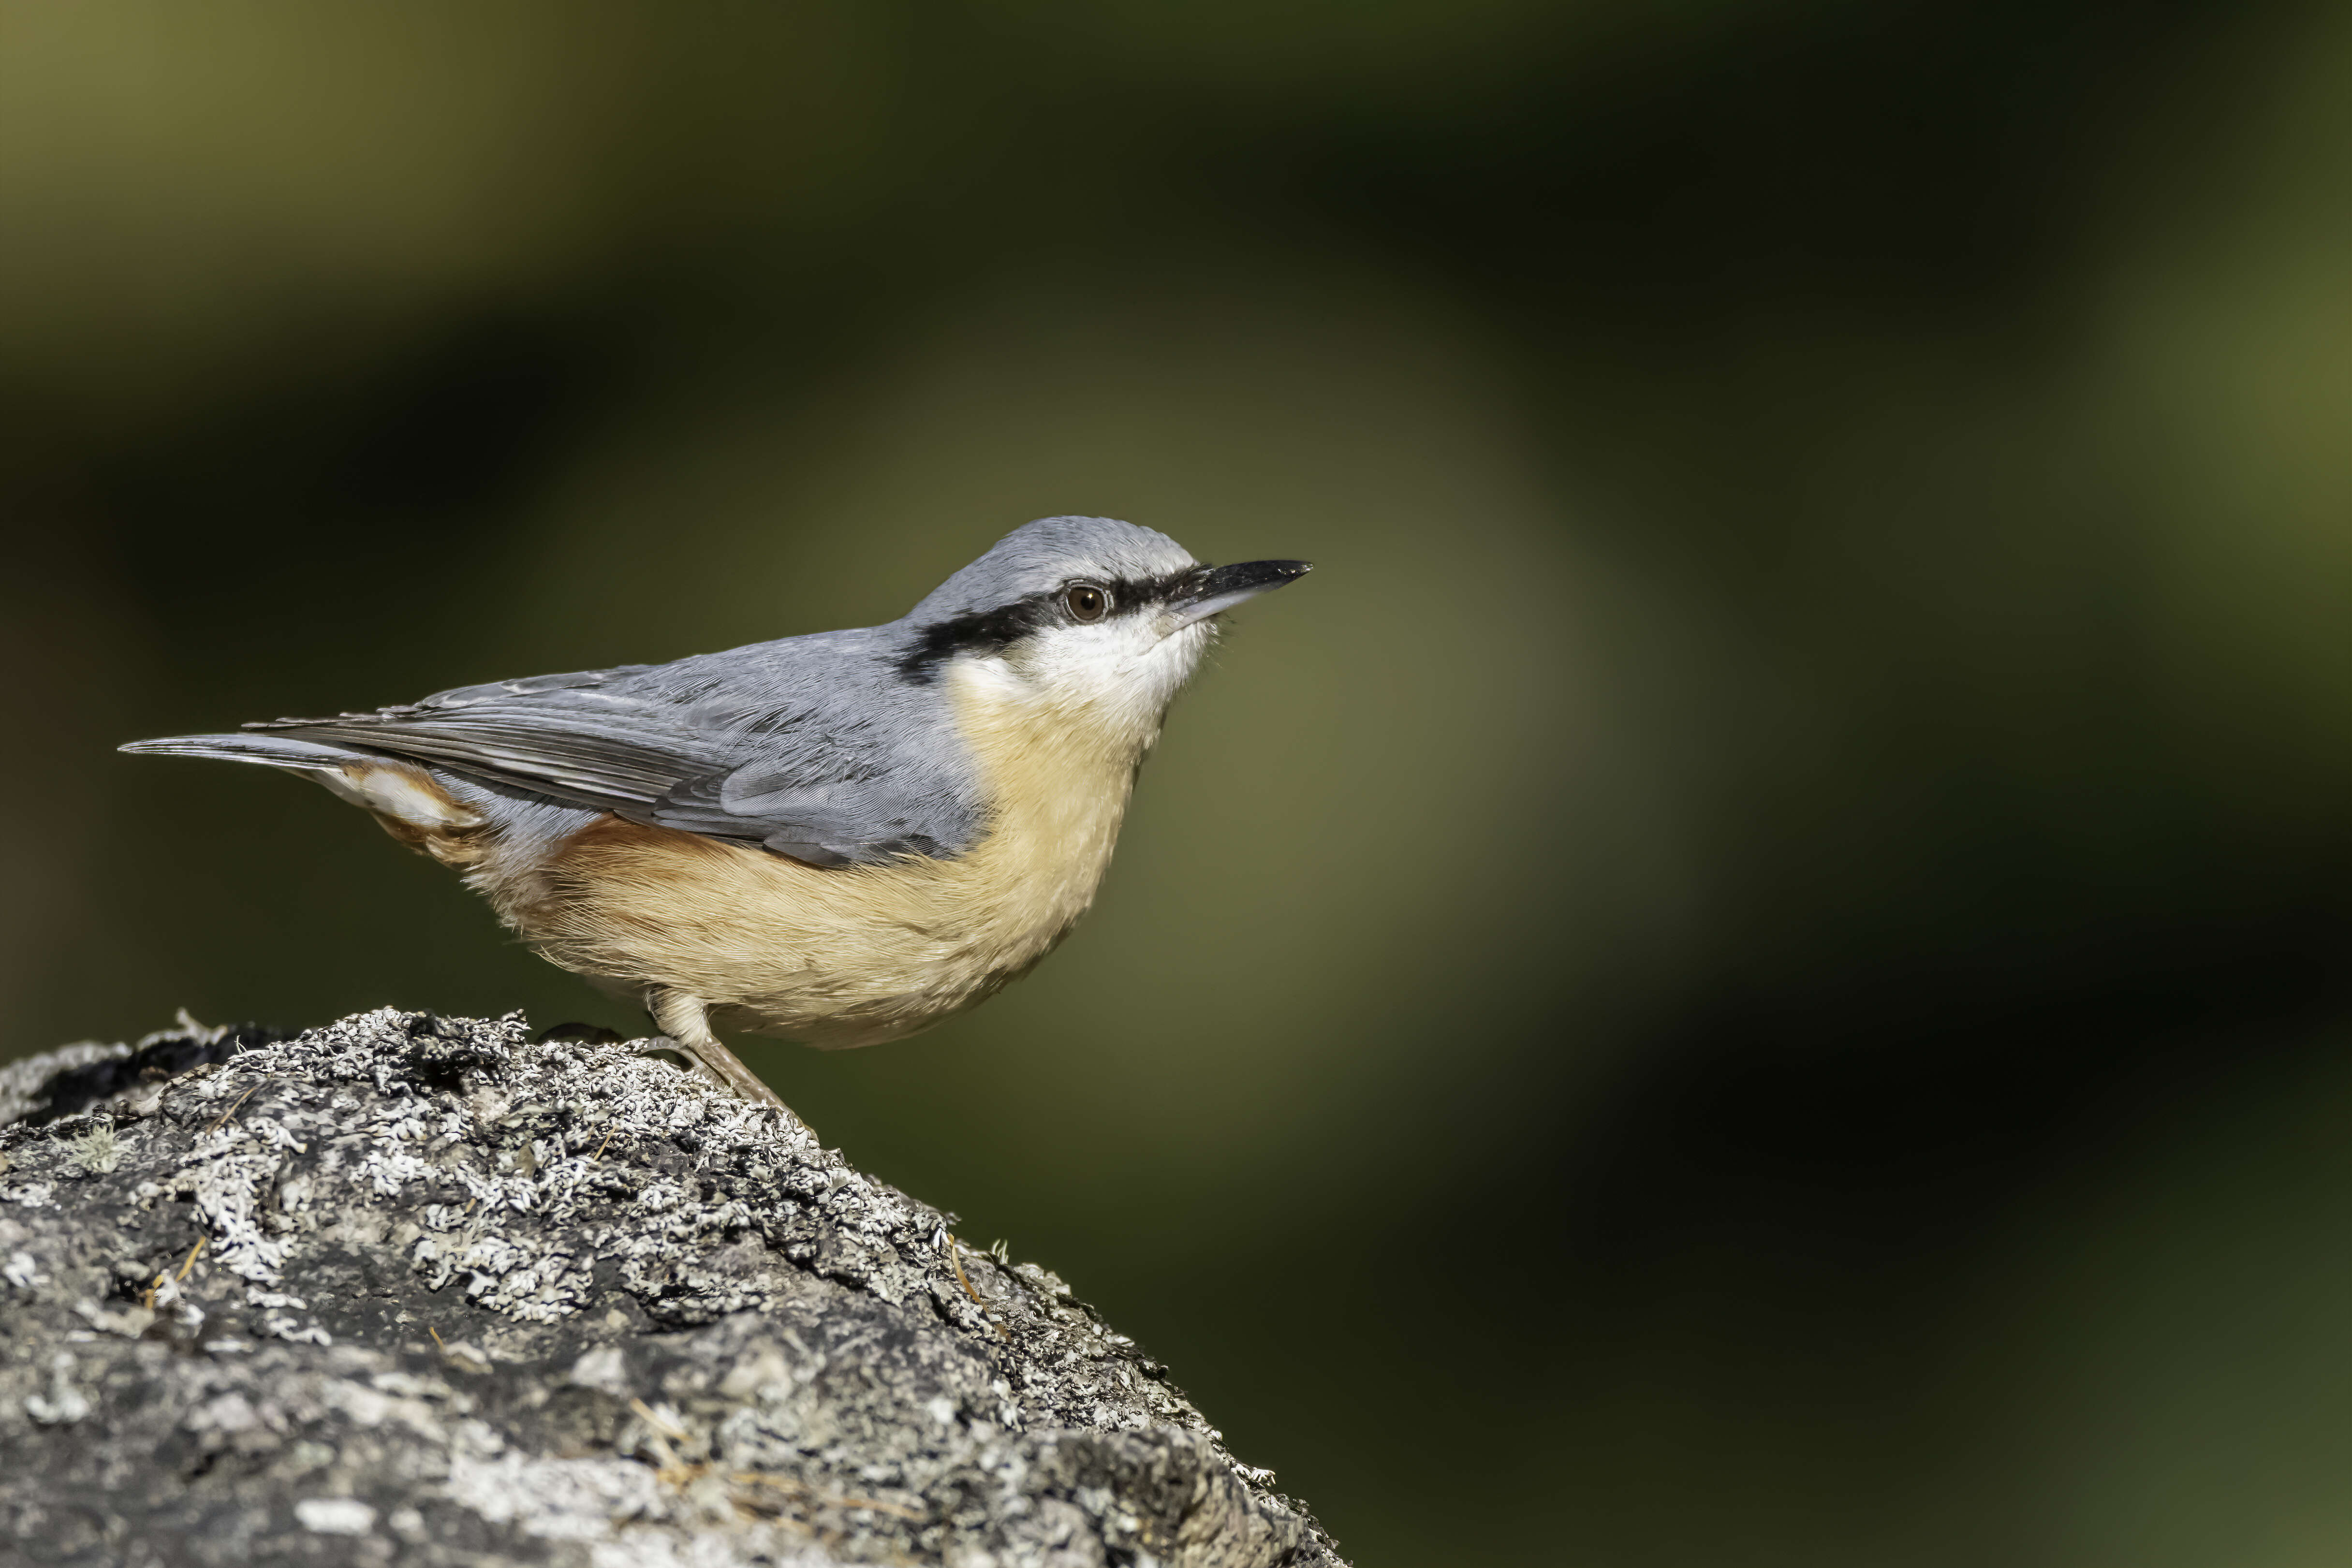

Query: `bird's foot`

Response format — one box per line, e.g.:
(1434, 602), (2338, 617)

(635, 1037), (722, 1085)
(640, 986), (808, 1134)
(638, 1034), (809, 1136)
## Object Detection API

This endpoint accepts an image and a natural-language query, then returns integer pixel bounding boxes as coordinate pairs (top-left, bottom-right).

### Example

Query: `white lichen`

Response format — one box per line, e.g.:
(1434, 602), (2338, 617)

(67, 1122), (119, 1175)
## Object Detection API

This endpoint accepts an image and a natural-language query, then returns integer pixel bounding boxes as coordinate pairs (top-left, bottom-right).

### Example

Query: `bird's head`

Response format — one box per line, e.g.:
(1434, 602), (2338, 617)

(898, 515), (1309, 759)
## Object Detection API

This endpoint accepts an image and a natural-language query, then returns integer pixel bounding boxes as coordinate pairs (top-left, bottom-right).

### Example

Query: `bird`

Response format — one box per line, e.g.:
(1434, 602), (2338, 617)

(122, 515), (1309, 1113)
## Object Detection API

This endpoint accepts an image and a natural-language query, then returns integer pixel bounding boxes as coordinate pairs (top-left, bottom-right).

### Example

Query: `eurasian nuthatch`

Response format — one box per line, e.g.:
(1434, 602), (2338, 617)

(124, 516), (1310, 1109)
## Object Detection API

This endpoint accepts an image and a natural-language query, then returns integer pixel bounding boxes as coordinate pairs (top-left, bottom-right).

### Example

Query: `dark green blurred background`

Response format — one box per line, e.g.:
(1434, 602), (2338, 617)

(3, 3), (2346, 1563)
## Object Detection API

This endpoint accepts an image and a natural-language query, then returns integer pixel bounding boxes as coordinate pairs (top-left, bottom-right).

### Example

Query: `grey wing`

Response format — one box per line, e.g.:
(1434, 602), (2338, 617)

(642, 767), (969, 865)
(249, 662), (979, 867)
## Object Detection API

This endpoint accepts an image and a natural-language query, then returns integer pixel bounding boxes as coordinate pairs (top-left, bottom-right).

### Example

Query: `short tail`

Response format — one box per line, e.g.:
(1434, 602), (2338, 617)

(119, 733), (376, 772)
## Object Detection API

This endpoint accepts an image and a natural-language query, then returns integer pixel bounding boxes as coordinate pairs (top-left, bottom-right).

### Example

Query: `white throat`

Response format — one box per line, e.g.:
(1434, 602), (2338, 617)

(950, 614), (1217, 766)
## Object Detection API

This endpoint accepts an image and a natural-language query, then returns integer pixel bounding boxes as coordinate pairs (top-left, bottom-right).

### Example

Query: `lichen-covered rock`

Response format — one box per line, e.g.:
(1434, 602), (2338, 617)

(0, 1010), (1343, 1567)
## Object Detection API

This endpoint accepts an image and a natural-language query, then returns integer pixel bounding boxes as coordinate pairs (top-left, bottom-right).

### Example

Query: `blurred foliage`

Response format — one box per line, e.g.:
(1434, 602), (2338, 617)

(2, 2), (2345, 1563)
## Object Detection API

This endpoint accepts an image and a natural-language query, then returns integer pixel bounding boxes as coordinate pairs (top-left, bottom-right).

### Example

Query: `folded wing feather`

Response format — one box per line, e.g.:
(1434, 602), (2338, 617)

(249, 665), (975, 866)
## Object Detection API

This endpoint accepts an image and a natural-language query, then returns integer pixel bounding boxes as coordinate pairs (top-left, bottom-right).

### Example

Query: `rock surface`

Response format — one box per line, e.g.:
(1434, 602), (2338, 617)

(0, 1010), (1343, 1568)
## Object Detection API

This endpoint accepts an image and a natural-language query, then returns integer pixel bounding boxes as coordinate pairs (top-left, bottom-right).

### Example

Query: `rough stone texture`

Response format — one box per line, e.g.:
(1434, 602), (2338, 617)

(0, 1010), (1344, 1568)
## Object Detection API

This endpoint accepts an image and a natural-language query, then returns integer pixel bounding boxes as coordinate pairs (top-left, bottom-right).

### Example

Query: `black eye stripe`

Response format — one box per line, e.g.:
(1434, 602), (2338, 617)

(895, 568), (1203, 683)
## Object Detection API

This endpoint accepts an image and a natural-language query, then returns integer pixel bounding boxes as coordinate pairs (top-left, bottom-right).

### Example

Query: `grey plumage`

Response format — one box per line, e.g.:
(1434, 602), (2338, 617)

(128, 515), (1205, 868)
(242, 628), (981, 866)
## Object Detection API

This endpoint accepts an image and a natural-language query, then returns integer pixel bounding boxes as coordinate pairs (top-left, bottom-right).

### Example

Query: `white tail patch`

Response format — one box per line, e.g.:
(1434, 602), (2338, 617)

(320, 763), (481, 830)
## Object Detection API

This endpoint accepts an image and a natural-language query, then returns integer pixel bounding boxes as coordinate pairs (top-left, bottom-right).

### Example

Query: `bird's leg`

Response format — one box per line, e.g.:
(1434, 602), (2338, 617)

(645, 987), (792, 1112)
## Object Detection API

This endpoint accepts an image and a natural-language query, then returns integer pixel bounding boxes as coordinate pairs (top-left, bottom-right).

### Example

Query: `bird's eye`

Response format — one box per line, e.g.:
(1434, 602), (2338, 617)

(1062, 583), (1112, 623)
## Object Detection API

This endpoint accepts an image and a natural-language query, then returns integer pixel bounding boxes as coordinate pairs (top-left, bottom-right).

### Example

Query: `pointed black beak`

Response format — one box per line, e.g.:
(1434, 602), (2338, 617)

(1168, 560), (1312, 627)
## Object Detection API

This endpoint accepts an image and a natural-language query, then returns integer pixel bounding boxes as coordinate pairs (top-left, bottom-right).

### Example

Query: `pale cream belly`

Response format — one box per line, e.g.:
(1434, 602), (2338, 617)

(496, 815), (1109, 1048)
